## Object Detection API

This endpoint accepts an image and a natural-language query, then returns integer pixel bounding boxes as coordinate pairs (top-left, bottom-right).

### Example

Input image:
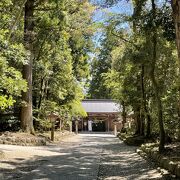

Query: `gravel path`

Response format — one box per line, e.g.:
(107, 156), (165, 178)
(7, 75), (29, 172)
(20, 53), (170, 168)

(0, 133), (176, 180)
(97, 135), (176, 180)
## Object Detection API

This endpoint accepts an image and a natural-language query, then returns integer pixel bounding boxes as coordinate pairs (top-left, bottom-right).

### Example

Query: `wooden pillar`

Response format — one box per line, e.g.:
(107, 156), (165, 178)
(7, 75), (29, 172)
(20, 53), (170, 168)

(69, 121), (72, 132)
(84, 121), (87, 131)
(114, 122), (117, 137)
(108, 116), (110, 132)
(51, 121), (55, 141)
(119, 121), (123, 132)
(75, 120), (78, 134)
(59, 119), (62, 131)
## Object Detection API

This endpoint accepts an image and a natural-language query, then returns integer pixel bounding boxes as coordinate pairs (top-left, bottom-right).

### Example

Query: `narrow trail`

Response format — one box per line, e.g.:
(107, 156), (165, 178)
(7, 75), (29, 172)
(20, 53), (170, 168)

(0, 133), (176, 180)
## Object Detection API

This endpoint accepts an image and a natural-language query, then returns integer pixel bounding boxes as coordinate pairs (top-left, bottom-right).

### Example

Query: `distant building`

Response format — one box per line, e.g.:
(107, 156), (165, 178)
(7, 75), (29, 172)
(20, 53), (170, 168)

(74, 99), (123, 132)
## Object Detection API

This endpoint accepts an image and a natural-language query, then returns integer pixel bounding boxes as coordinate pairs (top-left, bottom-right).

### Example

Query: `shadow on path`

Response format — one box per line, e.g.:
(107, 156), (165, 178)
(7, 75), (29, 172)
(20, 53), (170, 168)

(0, 133), (178, 180)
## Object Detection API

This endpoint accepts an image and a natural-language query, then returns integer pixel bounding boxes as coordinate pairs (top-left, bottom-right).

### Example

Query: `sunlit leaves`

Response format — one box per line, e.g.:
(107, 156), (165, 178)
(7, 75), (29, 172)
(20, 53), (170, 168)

(0, 57), (27, 110)
(31, 0), (95, 124)
(0, 95), (15, 110)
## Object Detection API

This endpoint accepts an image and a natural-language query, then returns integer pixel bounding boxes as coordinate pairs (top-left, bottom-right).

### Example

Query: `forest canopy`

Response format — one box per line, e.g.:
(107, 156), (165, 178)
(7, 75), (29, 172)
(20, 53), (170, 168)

(0, 0), (180, 152)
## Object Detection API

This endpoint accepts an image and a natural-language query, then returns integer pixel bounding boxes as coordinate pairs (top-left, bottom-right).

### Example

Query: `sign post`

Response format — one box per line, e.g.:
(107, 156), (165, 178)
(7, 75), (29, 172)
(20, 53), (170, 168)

(113, 121), (118, 137)
(48, 112), (58, 141)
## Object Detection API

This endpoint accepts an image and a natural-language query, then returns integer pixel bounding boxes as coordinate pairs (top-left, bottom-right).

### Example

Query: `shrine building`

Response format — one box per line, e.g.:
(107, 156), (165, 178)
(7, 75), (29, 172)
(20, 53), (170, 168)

(76, 99), (122, 132)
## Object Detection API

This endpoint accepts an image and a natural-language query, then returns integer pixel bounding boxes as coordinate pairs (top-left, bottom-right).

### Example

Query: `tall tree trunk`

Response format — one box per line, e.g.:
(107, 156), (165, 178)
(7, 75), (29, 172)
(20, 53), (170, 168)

(140, 66), (145, 136)
(133, 1), (145, 136)
(171, 0), (180, 140)
(140, 108), (145, 136)
(121, 101), (126, 131)
(151, 0), (165, 152)
(38, 77), (45, 109)
(141, 65), (152, 137)
(146, 105), (152, 138)
(121, 101), (126, 132)
(137, 74), (144, 135)
(20, 0), (35, 134)
(150, 72), (165, 152)
(134, 106), (141, 135)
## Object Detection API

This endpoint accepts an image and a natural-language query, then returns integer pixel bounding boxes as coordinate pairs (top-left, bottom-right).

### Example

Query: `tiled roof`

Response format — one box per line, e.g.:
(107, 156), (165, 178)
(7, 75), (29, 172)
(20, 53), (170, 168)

(81, 99), (121, 113)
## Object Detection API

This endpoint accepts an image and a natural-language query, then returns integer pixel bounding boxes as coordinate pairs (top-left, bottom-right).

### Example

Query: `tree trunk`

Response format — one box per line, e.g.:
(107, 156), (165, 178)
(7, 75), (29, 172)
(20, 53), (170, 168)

(134, 106), (141, 135)
(171, 0), (180, 140)
(151, 0), (165, 152)
(150, 73), (165, 152)
(146, 107), (152, 138)
(172, 0), (180, 59)
(133, 1), (145, 136)
(136, 74), (144, 135)
(20, 0), (35, 134)
(38, 77), (45, 109)
(141, 65), (152, 137)
(140, 65), (145, 136)
(122, 101), (126, 127)
(177, 106), (180, 140)
(140, 108), (145, 136)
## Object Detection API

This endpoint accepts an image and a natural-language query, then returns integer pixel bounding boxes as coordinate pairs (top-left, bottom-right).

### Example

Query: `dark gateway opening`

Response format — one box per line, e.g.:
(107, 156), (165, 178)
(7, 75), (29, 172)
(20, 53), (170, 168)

(92, 120), (106, 132)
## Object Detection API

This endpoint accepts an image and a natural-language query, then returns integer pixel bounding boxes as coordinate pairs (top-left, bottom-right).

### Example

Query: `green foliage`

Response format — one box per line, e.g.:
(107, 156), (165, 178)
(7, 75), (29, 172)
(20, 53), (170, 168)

(94, 0), (179, 142)
(88, 27), (118, 99)
(31, 0), (94, 130)
(0, 34), (27, 110)
(0, 0), (94, 132)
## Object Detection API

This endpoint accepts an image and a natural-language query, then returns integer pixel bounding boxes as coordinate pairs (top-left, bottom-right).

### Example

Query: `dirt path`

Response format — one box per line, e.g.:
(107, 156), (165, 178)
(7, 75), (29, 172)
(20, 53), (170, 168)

(0, 133), (176, 180)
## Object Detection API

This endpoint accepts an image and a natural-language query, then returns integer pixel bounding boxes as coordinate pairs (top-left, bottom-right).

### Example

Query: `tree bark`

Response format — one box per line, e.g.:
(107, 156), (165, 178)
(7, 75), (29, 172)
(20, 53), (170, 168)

(20, 0), (35, 134)
(150, 72), (165, 152)
(146, 106), (152, 138)
(136, 74), (143, 135)
(141, 65), (152, 137)
(140, 108), (145, 136)
(171, 0), (180, 140)
(172, 1), (180, 59)
(140, 67), (145, 136)
(133, 1), (145, 136)
(151, 0), (165, 152)
(134, 106), (141, 135)
(122, 101), (126, 128)
(38, 77), (45, 109)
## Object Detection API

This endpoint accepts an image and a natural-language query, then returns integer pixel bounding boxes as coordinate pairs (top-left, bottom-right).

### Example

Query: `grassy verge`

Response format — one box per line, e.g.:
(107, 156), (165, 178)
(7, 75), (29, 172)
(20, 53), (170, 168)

(137, 143), (180, 178)
(118, 133), (180, 178)
(118, 133), (150, 146)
